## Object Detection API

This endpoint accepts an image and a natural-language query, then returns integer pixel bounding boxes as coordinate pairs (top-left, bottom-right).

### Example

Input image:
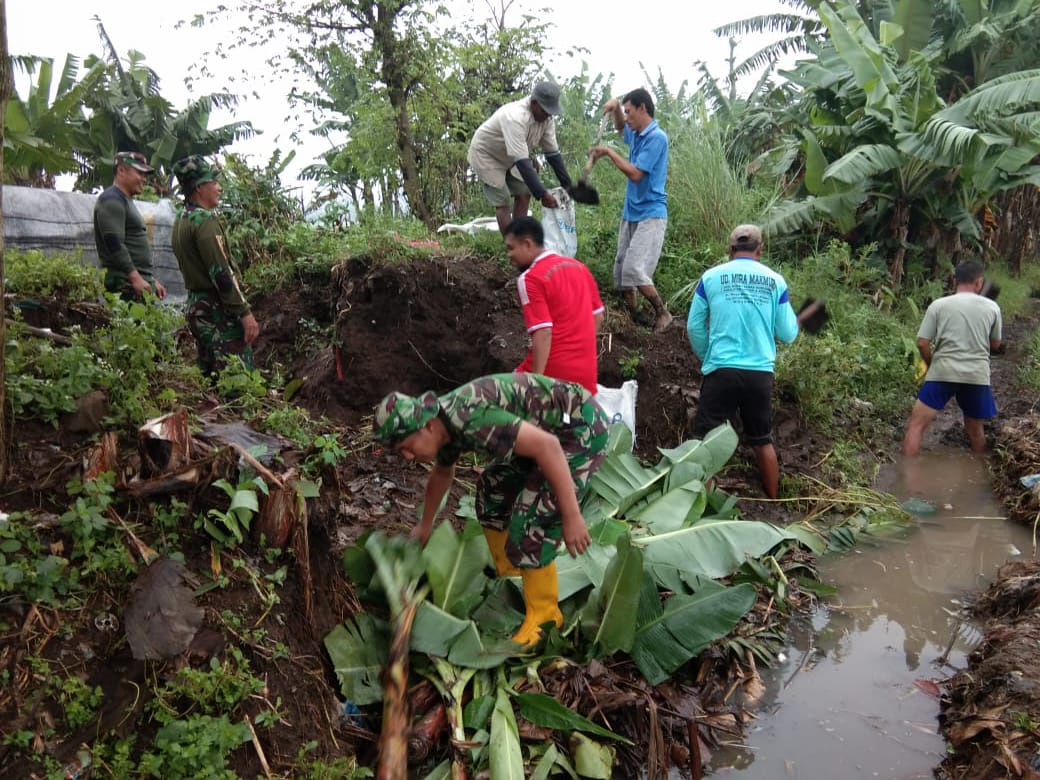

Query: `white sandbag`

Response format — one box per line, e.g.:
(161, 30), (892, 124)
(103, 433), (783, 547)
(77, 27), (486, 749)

(595, 380), (638, 441)
(541, 186), (577, 257)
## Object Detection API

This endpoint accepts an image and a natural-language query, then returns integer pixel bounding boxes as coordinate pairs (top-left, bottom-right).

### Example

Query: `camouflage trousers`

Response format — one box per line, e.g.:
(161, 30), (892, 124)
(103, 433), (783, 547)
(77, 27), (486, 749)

(185, 292), (254, 378)
(476, 400), (609, 568)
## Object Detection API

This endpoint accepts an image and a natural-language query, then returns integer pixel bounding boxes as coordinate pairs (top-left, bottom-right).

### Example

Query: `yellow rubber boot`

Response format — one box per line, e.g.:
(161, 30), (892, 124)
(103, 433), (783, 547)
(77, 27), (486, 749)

(483, 528), (521, 577)
(512, 562), (564, 646)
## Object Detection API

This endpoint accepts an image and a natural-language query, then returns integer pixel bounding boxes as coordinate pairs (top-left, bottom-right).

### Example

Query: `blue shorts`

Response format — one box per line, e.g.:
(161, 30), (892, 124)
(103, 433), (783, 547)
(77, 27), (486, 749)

(918, 381), (997, 419)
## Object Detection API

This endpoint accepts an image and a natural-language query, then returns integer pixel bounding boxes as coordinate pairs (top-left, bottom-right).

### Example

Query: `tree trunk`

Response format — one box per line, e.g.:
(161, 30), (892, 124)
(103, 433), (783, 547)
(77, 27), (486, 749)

(888, 201), (910, 289)
(989, 186), (1040, 276)
(0, 0), (10, 485)
(370, 4), (435, 228)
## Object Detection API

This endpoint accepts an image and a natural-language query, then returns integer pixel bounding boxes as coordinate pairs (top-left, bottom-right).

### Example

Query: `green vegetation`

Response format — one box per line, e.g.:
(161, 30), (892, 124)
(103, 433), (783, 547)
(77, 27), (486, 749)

(5, 0), (1040, 775)
(328, 423), (910, 775)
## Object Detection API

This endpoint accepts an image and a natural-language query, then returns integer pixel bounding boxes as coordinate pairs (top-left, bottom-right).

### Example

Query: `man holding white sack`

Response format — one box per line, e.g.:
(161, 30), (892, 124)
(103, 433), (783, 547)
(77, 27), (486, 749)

(468, 82), (576, 236)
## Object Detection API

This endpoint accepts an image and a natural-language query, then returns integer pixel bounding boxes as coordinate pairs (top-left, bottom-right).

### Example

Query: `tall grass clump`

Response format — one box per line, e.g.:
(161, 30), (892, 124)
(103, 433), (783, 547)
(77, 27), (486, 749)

(777, 241), (921, 434)
(1017, 319), (1040, 396)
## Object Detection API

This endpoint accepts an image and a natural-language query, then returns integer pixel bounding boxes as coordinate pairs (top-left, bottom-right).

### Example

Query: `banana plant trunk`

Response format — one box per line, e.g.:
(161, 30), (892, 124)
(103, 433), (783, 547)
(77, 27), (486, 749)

(888, 200), (910, 288)
(376, 592), (421, 779)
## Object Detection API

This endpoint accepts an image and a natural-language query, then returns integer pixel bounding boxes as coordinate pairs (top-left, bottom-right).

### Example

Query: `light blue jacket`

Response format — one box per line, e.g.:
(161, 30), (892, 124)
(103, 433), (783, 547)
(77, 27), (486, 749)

(687, 256), (799, 375)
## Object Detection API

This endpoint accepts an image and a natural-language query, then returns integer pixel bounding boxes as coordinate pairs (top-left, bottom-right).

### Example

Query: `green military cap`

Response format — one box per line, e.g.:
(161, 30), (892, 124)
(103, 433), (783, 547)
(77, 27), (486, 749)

(172, 155), (221, 196)
(373, 391), (440, 444)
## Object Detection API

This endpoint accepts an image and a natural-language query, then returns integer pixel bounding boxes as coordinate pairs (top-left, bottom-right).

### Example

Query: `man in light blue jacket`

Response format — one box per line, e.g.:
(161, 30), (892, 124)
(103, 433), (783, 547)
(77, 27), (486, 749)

(687, 224), (801, 498)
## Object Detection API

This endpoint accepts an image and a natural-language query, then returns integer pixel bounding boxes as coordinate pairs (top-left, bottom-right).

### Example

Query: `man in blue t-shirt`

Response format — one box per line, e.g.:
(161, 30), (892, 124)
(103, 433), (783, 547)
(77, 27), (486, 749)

(687, 224), (811, 499)
(590, 88), (672, 334)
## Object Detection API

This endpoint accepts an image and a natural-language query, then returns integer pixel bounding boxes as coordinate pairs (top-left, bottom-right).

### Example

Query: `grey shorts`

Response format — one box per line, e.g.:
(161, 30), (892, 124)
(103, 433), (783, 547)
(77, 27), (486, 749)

(482, 174), (530, 208)
(614, 218), (667, 288)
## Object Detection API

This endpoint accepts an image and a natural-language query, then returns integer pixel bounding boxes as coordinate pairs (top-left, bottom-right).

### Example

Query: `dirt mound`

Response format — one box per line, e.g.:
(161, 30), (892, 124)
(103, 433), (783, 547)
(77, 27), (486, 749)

(251, 251), (706, 457)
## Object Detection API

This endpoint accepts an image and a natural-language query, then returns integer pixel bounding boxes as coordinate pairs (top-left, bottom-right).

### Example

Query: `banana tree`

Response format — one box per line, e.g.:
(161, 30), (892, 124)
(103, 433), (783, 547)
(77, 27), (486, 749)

(760, 0), (1040, 284)
(3, 55), (104, 187)
(74, 50), (253, 194)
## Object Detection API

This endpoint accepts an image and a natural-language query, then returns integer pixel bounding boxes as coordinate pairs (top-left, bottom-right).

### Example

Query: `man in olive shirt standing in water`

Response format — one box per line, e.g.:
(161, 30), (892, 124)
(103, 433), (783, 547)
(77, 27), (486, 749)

(93, 151), (167, 302)
(902, 260), (1002, 455)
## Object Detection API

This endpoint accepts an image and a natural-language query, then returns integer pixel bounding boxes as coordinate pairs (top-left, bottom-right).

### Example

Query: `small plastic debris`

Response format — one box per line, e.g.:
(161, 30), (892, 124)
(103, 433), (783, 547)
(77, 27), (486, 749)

(1020, 473), (1040, 489)
(94, 612), (118, 632)
(901, 497), (937, 516)
(336, 698), (370, 730)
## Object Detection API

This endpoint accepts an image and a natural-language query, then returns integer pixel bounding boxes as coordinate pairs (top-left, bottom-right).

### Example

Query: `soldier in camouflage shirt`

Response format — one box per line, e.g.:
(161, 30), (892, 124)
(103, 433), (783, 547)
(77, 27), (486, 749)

(171, 155), (259, 377)
(373, 372), (609, 645)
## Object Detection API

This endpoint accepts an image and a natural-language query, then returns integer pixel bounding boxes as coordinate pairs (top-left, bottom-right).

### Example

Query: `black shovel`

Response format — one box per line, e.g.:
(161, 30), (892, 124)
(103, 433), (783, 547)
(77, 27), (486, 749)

(569, 114), (610, 206)
(798, 298), (829, 335)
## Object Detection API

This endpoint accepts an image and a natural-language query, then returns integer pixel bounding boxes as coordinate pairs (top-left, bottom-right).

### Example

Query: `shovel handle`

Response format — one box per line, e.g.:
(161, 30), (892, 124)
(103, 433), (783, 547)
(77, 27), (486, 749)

(581, 114), (612, 181)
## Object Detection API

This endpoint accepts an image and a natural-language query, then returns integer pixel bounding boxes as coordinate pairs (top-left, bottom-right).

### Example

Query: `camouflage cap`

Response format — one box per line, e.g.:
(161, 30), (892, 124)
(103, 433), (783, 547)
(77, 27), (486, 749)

(172, 155), (221, 196)
(115, 151), (154, 173)
(373, 391), (440, 444)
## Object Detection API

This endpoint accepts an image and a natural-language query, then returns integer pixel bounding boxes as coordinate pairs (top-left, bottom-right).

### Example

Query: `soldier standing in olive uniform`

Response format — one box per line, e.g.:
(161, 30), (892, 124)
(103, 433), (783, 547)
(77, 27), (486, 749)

(93, 151), (168, 302)
(171, 156), (259, 377)
(373, 373), (609, 646)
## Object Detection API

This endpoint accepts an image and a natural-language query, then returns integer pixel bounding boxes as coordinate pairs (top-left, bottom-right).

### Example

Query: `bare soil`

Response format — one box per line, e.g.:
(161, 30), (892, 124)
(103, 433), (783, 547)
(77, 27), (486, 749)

(2, 250), (1037, 778)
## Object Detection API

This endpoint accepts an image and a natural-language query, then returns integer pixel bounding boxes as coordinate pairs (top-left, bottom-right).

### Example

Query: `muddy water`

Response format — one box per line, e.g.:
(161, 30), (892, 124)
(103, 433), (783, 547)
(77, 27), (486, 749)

(709, 450), (1035, 779)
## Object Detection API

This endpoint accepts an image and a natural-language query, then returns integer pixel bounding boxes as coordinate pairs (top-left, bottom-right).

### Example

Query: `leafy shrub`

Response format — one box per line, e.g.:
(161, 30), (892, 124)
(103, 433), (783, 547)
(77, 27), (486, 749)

(138, 714), (251, 780)
(4, 248), (105, 300)
(5, 296), (187, 429)
(0, 512), (75, 604)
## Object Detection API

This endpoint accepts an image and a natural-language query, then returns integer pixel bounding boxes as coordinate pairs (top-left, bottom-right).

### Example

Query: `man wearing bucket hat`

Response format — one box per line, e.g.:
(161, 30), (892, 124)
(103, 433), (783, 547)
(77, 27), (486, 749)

(171, 155), (259, 377)
(468, 81), (576, 235)
(373, 373), (609, 646)
(93, 151), (167, 302)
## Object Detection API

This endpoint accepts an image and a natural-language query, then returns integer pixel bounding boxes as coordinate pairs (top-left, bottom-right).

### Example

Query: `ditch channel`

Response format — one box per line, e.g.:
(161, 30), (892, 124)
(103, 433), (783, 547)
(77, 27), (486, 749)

(709, 449), (1034, 778)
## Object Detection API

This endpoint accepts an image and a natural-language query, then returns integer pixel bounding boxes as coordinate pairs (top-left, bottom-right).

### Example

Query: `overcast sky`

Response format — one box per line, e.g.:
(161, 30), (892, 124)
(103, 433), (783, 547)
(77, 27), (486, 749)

(7, 0), (792, 191)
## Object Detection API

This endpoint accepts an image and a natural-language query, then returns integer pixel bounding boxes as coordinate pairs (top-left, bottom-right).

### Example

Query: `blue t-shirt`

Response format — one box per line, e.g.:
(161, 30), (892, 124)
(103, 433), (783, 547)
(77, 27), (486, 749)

(622, 120), (668, 222)
(686, 256), (799, 375)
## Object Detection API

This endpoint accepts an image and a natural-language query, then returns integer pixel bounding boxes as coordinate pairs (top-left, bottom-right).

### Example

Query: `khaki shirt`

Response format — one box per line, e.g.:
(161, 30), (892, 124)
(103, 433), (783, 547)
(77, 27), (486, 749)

(467, 98), (559, 189)
(919, 291), (1002, 385)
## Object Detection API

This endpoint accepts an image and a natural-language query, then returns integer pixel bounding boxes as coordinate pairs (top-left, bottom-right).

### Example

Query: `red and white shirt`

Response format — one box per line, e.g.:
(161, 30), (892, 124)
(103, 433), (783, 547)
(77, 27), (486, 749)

(515, 251), (604, 393)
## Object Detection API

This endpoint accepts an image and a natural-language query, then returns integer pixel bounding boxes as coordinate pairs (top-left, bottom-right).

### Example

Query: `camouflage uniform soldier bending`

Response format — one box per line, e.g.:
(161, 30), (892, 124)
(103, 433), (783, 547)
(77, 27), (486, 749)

(171, 156), (259, 377)
(373, 373), (609, 646)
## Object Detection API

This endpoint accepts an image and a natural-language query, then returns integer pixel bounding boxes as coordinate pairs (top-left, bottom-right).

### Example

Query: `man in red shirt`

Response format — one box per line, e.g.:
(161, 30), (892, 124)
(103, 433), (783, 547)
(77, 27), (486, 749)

(505, 217), (604, 394)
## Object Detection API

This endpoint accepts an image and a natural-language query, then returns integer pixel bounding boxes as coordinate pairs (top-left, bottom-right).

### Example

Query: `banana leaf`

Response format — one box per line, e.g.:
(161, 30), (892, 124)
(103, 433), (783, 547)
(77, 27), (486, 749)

(629, 483), (707, 534)
(516, 693), (632, 743)
(324, 614), (388, 705)
(470, 581), (525, 632)
(410, 601), (470, 656)
(631, 581), (757, 685)
(637, 520), (795, 581)
(586, 452), (665, 516)
(447, 621), (519, 668)
(656, 423), (738, 476)
(490, 687), (524, 779)
(422, 519), (490, 617)
(587, 517), (628, 546)
(604, 422), (633, 455)
(554, 555), (595, 602)
(581, 533), (643, 654)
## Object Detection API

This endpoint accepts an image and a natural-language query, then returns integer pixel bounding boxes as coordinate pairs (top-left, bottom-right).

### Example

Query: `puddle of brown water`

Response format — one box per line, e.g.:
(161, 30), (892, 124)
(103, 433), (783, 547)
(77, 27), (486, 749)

(708, 451), (1035, 778)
